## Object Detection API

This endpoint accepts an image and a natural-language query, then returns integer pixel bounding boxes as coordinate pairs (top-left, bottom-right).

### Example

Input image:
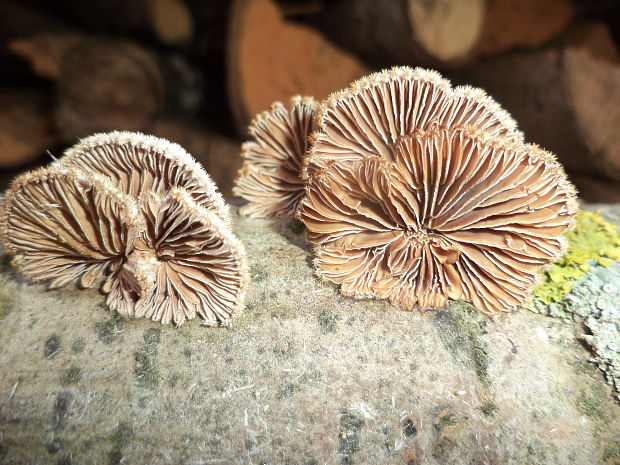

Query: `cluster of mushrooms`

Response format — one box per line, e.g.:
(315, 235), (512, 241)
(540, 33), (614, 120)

(0, 66), (578, 326)
(235, 66), (577, 315)
(0, 132), (247, 326)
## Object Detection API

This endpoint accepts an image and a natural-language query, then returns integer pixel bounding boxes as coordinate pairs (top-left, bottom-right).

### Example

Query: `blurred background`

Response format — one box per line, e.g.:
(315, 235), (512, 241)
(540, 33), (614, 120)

(0, 0), (619, 201)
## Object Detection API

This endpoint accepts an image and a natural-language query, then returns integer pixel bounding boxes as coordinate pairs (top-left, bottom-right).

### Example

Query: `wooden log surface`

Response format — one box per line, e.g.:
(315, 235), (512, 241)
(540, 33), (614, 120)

(475, 0), (575, 56)
(9, 32), (205, 140)
(55, 38), (165, 138)
(227, 0), (369, 134)
(36, 0), (193, 46)
(0, 89), (62, 169)
(290, 0), (486, 68)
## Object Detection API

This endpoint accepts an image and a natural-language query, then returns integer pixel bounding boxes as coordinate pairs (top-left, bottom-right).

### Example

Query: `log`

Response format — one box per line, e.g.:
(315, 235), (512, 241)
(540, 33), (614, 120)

(1, 204), (620, 465)
(227, 0), (369, 133)
(453, 22), (620, 182)
(55, 38), (165, 139)
(9, 32), (84, 80)
(475, 0), (575, 57)
(39, 0), (193, 46)
(0, 89), (62, 169)
(9, 31), (205, 138)
(569, 172), (620, 203)
(149, 119), (242, 197)
(292, 0), (486, 68)
(147, 0), (193, 45)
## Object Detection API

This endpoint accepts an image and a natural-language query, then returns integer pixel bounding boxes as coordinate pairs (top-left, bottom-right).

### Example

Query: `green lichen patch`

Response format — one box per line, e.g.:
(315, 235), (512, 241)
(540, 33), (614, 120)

(61, 366), (82, 386)
(250, 263), (268, 282)
(574, 377), (610, 423)
(434, 302), (491, 387)
(134, 329), (161, 388)
(44, 334), (61, 359)
(603, 439), (620, 464)
(531, 211), (620, 306)
(95, 313), (126, 344)
(317, 309), (340, 334)
(338, 409), (364, 465)
(0, 290), (12, 320)
(275, 382), (299, 400)
(45, 439), (62, 455)
(71, 338), (85, 354)
(108, 420), (135, 465)
(51, 390), (73, 432)
(478, 399), (498, 417)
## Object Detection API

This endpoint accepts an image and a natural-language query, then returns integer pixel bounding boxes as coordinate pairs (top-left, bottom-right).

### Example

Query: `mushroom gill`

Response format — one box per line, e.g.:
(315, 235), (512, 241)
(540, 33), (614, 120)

(0, 132), (248, 326)
(299, 126), (577, 314)
(233, 95), (317, 218)
(0, 167), (139, 289)
(306, 66), (523, 171)
(57, 131), (231, 225)
(105, 188), (248, 326)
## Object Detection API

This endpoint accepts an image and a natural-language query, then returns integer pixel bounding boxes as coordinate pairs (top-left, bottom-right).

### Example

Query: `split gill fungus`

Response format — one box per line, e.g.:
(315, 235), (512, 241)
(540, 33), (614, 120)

(300, 67), (578, 314)
(0, 131), (248, 326)
(234, 65), (578, 314)
(233, 95), (317, 218)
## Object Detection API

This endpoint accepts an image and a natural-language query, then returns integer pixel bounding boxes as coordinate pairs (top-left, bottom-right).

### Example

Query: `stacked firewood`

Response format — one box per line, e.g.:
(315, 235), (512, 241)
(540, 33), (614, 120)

(1, 0), (619, 201)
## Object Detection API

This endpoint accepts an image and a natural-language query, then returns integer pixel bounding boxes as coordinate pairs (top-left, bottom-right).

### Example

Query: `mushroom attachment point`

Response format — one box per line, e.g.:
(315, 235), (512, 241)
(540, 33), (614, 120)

(233, 95), (317, 218)
(300, 67), (578, 314)
(0, 131), (248, 326)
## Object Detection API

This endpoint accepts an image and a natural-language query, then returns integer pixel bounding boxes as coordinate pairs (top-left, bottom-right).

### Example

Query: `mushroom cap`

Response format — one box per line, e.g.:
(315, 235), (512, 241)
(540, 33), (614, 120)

(299, 126), (577, 314)
(56, 131), (231, 225)
(0, 166), (140, 289)
(305, 66), (523, 173)
(233, 95), (317, 218)
(105, 187), (248, 326)
(1, 132), (248, 326)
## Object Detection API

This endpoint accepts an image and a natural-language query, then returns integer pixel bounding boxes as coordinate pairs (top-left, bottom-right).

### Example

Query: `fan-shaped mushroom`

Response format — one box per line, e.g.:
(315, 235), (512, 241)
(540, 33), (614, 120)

(300, 124), (577, 314)
(233, 96), (317, 218)
(306, 66), (522, 171)
(0, 132), (248, 326)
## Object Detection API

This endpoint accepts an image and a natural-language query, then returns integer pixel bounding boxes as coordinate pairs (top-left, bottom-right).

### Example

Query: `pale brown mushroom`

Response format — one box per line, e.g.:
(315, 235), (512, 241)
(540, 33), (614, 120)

(233, 95), (317, 218)
(104, 188), (247, 325)
(0, 132), (248, 326)
(299, 125), (577, 314)
(0, 166), (140, 289)
(57, 131), (230, 225)
(306, 66), (523, 172)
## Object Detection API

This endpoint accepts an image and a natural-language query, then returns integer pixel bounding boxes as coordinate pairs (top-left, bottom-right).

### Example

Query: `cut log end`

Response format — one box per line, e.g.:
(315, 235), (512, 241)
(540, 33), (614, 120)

(227, 0), (369, 134)
(55, 40), (165, 138)
(408, 0), (485, 63)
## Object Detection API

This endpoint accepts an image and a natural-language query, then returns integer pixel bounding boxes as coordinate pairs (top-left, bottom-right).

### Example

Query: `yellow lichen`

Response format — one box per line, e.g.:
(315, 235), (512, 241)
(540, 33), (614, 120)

(531, 211), (620, 305)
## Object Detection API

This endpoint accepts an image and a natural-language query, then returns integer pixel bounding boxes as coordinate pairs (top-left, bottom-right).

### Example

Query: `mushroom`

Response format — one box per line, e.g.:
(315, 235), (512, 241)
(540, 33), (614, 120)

(233, 95), (317, 218)
(57, 131), (230, 224)
(306, 66), (523, 171)
(0, 132), (248, 326)
(298, 66), (577, 314)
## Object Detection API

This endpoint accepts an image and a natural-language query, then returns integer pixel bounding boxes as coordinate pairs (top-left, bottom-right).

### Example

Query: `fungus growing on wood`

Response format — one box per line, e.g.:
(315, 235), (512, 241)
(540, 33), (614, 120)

(0, 131), (248, 326)
(234, 95), (317, 218)
(306, 66), (522, 171)
(300, 126), (577, 313)
(299, 67), (577, 314)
